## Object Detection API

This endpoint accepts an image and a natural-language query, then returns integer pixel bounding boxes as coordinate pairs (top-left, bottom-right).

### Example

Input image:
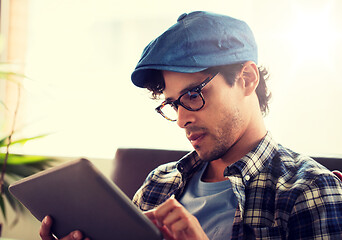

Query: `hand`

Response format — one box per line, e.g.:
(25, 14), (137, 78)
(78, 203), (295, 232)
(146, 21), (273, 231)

(144, 198), (208, 240)
(39, 216), (91, 240)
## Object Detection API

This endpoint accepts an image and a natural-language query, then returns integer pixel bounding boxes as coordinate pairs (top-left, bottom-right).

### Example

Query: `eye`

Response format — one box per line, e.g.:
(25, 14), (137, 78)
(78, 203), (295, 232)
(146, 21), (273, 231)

(188, 91), (200, 100)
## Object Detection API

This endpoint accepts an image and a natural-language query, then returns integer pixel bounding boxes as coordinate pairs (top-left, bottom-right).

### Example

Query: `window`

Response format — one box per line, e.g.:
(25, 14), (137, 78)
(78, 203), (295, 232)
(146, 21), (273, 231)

(5, 0), (342, 158)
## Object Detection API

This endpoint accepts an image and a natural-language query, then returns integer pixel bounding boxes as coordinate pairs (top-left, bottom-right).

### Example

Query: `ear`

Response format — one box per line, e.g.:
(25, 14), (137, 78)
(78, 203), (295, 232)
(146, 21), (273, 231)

(239, 61), (259, 96)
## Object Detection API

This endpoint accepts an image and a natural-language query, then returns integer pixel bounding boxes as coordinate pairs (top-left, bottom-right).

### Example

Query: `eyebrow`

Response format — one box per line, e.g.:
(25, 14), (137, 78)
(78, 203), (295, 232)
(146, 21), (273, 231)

(164, 84), (196, 102)
(164, 77), (206, 102)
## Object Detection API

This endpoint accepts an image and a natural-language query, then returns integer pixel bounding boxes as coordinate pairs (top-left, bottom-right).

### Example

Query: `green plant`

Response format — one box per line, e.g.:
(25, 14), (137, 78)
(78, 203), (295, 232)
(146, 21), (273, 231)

(0, 135), (55, 224)
(0, 67), (56, 232)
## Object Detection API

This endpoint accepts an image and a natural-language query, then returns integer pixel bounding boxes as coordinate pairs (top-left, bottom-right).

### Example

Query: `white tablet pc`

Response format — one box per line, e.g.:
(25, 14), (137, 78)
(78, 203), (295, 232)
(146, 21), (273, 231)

(9, 158), (162, 240)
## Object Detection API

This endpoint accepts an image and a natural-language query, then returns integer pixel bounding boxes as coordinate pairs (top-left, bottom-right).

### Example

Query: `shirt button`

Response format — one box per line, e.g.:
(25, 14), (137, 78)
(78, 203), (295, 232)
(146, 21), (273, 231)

(245, 175), (250, 181)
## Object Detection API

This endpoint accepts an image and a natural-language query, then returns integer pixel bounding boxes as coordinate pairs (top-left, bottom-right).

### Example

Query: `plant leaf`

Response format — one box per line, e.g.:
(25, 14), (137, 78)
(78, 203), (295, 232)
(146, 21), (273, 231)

(0, 154), (55, 165)
(0, 71), (27, 85)
(0, 100), (8, 110)
(0, 194), (7, 222)
(0, 134), (50, 149)
(7, 134), (49, 146)
(3, 180), (24, 214)
(0, 136), (7, 147)
(4, 162), (54, 179)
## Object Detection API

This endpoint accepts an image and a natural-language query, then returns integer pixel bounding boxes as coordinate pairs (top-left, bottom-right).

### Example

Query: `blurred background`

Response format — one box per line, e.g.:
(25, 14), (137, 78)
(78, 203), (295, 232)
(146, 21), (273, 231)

(3, 0), (342, 158)
(0, 0), (341, 239)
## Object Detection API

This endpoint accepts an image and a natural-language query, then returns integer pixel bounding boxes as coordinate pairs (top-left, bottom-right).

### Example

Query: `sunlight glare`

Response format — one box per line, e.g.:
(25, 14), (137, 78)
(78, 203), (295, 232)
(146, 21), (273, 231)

(287, 3), (338, 66)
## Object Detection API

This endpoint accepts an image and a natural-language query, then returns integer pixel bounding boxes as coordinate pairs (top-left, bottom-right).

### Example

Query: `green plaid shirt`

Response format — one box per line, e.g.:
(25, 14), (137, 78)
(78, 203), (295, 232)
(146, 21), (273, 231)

(133, 133), (342, 239)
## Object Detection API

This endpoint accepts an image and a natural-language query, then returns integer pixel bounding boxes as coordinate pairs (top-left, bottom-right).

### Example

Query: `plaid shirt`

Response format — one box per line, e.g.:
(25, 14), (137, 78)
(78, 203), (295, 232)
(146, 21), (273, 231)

(133, 133), (342, 239)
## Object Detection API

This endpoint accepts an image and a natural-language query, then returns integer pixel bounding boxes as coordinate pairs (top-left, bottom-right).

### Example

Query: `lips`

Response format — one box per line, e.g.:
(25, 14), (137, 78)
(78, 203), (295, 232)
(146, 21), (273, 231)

(187, 132), (205, 147)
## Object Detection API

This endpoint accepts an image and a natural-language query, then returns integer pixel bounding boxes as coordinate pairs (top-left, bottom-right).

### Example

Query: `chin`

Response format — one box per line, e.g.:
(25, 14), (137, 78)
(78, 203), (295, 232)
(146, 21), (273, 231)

(195, 148), (224, 162)
(195, 144), (229, 162)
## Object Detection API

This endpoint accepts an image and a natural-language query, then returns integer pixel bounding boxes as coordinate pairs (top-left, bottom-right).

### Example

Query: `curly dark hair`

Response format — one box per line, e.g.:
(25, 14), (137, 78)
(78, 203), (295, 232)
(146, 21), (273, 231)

(145, 63), (272, 116)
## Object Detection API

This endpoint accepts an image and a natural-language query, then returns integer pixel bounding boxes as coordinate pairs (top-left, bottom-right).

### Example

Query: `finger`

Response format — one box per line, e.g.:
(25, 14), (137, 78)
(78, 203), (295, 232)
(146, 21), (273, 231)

(155, 199), (195, 239)
(144, 209), (156, 221)
(162, 206), (185, 230)
(159, 225), (176, 240)
(170, 218), (192, 239)
(170, 215), (203, 240)
(63, 230), (84, 240)
(144, 209), (160, 226)
(154, 199), (180, 225)
(145, 209), (176, 240)
(39, 216), (85, 240)
(39, 216), (55, 240)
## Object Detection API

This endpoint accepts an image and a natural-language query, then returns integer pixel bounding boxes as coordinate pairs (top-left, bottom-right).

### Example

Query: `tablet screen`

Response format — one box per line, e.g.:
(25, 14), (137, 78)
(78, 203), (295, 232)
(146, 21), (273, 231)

(9, 158), (162, 240)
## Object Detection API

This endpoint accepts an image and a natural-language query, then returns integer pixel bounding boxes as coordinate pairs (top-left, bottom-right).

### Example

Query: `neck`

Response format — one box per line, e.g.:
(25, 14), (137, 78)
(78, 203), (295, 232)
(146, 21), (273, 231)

(203, 111), (267, 182)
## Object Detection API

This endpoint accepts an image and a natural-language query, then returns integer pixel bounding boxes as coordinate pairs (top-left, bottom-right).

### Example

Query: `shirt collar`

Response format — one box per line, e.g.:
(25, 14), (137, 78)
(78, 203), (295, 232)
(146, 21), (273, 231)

(177, 150), (205, 179)
(176, 132), (278, 184)
(224, 132), (278, 185)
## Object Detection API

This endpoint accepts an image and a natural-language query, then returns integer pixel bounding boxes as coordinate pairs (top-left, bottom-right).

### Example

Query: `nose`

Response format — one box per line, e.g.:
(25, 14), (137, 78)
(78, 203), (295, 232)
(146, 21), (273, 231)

(176, 106), (195, 128)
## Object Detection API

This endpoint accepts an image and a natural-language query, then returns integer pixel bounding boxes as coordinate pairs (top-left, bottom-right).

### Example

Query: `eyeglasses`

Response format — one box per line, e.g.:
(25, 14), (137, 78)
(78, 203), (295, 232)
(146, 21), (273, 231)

(155, 72), (219, 121)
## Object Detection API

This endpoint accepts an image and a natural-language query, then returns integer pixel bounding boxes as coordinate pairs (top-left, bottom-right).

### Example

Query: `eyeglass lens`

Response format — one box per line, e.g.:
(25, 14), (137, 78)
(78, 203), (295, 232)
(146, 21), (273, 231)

(159, 91), (204, 121)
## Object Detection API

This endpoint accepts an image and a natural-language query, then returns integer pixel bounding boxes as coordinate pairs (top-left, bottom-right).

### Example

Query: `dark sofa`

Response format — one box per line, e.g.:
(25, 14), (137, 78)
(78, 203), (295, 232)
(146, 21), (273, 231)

(111, 148), (342, 199)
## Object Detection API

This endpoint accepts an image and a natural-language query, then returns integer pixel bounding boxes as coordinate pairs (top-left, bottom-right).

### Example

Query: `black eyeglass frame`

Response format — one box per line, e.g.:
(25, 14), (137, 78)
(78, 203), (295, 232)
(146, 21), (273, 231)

(155, 72), (219, 121)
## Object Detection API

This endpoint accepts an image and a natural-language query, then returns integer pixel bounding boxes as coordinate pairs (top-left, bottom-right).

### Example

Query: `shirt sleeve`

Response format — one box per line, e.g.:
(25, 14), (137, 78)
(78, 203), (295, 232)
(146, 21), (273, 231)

(132, 170), (154, 210)
(132, 162), (182, 211)
(288, 173), (342, 239)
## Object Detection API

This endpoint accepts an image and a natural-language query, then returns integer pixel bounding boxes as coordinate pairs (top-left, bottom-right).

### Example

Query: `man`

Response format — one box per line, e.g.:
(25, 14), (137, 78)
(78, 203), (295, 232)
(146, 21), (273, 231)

(40, 11), (342, 240)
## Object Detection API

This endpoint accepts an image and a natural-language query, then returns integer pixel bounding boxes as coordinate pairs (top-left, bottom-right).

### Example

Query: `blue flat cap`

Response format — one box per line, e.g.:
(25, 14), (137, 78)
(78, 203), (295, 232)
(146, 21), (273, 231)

(131, 11), (258, 88)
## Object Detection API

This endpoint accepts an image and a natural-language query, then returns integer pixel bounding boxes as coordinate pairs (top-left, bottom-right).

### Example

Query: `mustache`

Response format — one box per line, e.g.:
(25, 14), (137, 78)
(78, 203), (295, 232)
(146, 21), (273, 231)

(185, 126), (208, 135)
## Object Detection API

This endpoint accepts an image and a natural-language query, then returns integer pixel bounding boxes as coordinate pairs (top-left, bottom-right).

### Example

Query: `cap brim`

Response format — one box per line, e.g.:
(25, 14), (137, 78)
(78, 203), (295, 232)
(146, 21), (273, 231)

(131, 65), (208, 88)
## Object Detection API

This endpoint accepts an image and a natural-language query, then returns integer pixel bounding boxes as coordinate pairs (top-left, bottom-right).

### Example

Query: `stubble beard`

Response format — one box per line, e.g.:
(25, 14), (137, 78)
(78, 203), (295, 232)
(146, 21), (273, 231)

(195, 136), (232, 162)
(195, 107), (243, 162)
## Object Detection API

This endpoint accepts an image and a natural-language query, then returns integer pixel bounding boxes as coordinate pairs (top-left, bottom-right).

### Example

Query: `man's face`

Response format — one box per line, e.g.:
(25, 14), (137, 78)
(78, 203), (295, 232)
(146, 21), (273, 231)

(162, 70), (249, 162)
